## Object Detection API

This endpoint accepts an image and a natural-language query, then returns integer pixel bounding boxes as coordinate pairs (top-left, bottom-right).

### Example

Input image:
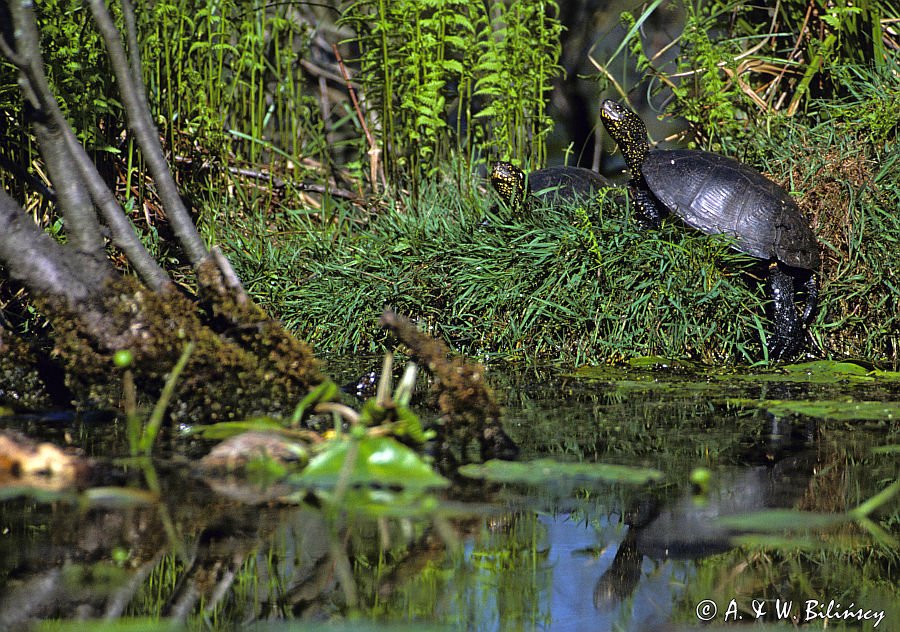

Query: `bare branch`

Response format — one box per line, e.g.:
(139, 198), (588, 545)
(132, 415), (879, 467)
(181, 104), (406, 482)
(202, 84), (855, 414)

(60, 129), (173, 290)
(87, 0), (209, 267)
(5, 0), (105, 258)
(210, 246), (248, 306)
(120, 0), (144, 98)
(1, 0), (171, 290)
(0, 188), (107, 305)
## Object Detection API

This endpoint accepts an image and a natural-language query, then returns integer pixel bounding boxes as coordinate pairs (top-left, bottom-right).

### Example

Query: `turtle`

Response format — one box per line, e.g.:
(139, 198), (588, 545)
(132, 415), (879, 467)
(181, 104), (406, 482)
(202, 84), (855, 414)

(599, 98), (820, 360)
(490, 161), (610, 212)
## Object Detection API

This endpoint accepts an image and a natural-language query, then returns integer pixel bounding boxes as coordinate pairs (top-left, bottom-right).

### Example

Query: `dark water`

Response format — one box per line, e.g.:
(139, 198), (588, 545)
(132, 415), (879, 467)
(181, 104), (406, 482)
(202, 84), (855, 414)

(0, 361), (897, 631)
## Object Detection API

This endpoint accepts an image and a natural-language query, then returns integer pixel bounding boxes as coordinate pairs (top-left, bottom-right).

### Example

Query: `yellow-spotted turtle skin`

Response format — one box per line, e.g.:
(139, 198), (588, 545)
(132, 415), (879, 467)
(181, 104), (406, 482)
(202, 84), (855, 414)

(490, 161), (609, 211)
(600, 99), (821, 360)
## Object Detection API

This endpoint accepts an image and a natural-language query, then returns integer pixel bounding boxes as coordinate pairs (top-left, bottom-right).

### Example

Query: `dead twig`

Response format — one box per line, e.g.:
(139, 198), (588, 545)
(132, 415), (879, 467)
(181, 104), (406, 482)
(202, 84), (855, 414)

(332, 43), (385, 193)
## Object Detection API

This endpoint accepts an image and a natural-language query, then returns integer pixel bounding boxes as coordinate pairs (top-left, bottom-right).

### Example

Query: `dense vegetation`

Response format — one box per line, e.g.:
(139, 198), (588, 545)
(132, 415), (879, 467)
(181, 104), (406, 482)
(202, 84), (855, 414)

(1, 0), (898, 371)
(0, 3), (896, 630)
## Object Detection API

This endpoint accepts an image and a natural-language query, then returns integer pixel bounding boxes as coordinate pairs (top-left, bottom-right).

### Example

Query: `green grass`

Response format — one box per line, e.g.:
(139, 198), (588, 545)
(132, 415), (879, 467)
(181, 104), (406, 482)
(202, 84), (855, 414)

(2, 1), (896, 369)
(218, 170), (770, 365)
(215, 74), (900, 368)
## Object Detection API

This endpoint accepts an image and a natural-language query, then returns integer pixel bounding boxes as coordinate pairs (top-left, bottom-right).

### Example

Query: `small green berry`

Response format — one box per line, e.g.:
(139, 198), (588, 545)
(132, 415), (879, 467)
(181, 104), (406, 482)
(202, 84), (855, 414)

(350, 424), (367, 440)
(690, 466), (713, 493)
(111, 547), (130, 564)
(113, 349), (134, 368)
(420, 496), (439, 512)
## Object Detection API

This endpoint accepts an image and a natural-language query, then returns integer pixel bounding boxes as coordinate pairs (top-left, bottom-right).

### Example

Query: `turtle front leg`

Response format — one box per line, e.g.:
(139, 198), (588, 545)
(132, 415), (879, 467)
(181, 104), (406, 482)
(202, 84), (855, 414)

(629, 177), (666, 228)
(800, 272), (818, 326)
(767, 263), (803, 361)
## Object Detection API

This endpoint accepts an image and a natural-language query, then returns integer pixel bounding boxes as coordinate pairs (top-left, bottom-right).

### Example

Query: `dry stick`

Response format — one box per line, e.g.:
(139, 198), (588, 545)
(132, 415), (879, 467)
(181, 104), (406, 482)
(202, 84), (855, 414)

(332, 43), (385, 192)
(224, 166), (360, 201)
(769, 2), (814, 112)
(88, 0), (209, 267)
(2, 2), (170, 290)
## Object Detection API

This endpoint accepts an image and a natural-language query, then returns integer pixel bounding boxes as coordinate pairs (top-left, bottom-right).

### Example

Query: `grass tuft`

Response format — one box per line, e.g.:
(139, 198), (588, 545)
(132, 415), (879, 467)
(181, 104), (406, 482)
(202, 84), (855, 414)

(222, 169), (768, 365)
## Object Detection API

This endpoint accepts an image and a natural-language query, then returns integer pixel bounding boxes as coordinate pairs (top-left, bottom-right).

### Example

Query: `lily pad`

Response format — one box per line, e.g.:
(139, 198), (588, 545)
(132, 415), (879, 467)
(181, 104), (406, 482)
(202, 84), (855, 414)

(458, 458), (663, 485)
(292, 436), (449, 490)
(83, 487), (159, 508)
(716, 509), (847, 532)
(731, 398), (900, 421)
(188, 417), (290, 439)
(726, 360), (900, 385)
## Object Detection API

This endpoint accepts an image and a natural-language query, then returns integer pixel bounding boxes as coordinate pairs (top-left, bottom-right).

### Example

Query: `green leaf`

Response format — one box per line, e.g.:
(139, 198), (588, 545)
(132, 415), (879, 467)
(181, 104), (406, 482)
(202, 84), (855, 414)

(188, 417), (286, 439)
(716, 510), (848, 532)
(458, 458), (663, 485)
(391, 405), (433, 443)
(290, 380), (338, 425)
(83, 487), (159, 509)
(293, 436), (449, 490)
(732, 399), (900, 421)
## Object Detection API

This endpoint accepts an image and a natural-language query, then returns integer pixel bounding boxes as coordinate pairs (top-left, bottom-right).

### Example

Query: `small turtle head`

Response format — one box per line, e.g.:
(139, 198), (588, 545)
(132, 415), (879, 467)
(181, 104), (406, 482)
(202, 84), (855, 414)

(490, 161), (528, 208)
(600, 99), (650, 175)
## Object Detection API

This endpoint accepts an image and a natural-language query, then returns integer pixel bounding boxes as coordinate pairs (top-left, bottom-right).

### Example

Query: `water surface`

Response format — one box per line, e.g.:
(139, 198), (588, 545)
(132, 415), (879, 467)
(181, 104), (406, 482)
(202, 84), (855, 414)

(0, 361), (896, 631)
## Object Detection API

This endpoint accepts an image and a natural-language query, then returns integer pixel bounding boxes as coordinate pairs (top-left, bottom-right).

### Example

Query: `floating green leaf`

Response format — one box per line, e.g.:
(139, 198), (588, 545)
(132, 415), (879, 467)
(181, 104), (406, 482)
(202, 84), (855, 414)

(83, 487), (159, 509)
(188, 417), (287, 439)
(716, 509), (847, 532)
(458, 458), (663, 485)
(0, 486), (76, 503)
(783, 360), (871, 376)
(733, 360), (900, 384)
(293, 436), (449, 490)
(627, 355), (695, 370)
(732, 398), (900, 421)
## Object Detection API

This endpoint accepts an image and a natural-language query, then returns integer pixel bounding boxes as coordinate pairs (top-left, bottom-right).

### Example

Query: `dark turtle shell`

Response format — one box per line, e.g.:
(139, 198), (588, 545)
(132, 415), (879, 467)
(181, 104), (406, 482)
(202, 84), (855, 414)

(642, 150), (820, 270)
(491, 161), (609, 209)
(526, 166), (610, 203)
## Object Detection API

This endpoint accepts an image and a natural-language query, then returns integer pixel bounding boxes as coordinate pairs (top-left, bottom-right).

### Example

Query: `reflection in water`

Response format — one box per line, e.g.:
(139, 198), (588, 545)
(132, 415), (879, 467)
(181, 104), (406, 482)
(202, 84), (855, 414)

(0, 364), (897, 629)
(542, 512), (690, 630)
(587, 452), (817, 624)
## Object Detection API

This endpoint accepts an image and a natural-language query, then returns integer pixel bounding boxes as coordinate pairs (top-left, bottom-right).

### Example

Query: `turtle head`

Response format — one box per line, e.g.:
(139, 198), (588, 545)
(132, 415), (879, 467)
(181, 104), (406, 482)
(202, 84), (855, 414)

(490, 161), (528, 207)
(600, 99), (650, 175)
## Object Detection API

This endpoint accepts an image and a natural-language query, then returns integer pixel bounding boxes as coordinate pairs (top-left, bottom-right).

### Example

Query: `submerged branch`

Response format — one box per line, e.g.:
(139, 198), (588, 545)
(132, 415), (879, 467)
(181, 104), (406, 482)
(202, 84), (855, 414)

(379, 309), (517, 460)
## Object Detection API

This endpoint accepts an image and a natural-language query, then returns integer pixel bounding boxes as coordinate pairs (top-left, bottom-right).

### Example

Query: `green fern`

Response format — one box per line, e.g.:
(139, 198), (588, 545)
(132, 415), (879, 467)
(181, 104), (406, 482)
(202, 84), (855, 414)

(341, 0), (563, 190)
